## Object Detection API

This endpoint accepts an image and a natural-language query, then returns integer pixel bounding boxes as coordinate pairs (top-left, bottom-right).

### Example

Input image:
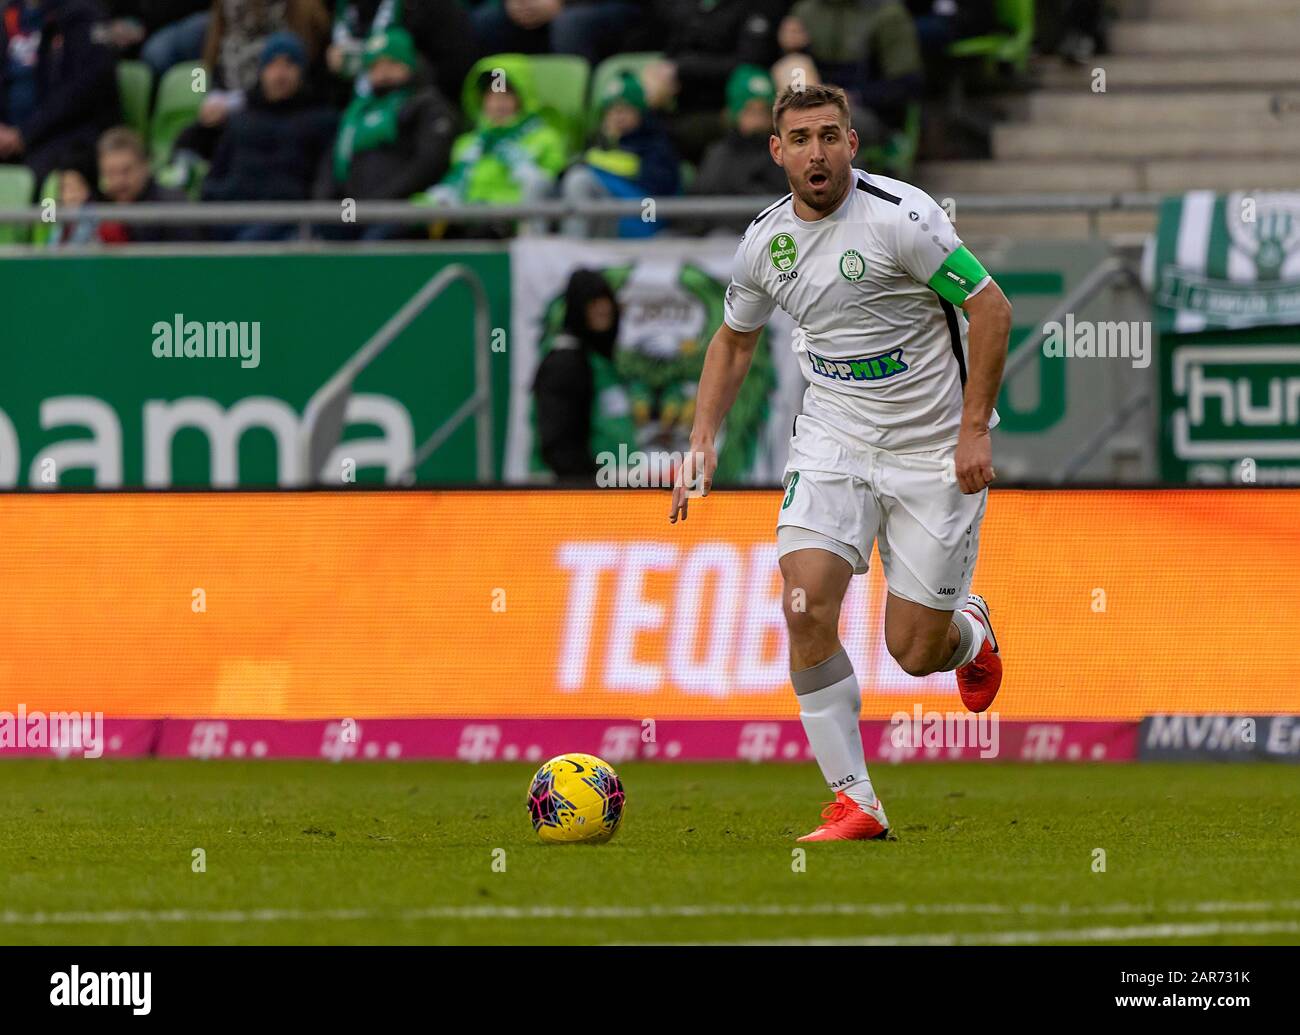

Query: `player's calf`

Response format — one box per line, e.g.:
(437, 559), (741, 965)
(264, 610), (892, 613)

(884, 592), (961, 676)
(779, 547), (887, 837)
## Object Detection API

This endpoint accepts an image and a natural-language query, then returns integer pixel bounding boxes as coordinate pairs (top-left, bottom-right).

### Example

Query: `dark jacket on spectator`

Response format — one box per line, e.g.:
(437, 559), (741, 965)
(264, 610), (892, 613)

(651, 0), (784, 112)
(0, 0), (119, 154)
(595, 114), (680, 198)
(314, 77), (456, 201)
(689, 129), (788, 233)
(101, 178), (203, 241)
(202, 82), (336, 200)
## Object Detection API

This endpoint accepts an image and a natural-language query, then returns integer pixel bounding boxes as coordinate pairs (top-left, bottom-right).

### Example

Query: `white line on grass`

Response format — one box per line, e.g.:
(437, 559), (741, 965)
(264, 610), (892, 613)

(620, 920), (1300, 946)
(3, 900), (1300, 926)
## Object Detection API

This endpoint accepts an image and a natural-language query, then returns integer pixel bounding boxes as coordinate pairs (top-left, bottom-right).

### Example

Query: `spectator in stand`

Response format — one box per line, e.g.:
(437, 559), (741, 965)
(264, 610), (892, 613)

(40, 142), (105, 243)
(131, 1), (214, 78)
(469, 0), (643, 67)
(316, 26), (457, 238)
(0, 0), (120, 192)
(777, 0), (922, 148)
(173, 0), (329, 161)
(414, 56), (564, 238)
(905, 1), (998, 59)
(95, 124), (201, 240)
(532, 267), (628, 483)
(687, 64), (785, 235)
(639, 0), (784, 165)
(200, 31), (336, 239)
(327, 0), (475, 105)
(559, 69), (678, 239)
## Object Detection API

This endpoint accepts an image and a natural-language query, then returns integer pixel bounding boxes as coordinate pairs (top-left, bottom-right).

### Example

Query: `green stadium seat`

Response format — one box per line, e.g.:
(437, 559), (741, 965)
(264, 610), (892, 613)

(150, 61), (206, 166)
(0, 164), (34, 245)
(116, 60), (154, 144)
(524, 55), (591, 156)
(947, 0), (1035, 74)
(30, 171), (58, 246)
(587, 51), (663, 136)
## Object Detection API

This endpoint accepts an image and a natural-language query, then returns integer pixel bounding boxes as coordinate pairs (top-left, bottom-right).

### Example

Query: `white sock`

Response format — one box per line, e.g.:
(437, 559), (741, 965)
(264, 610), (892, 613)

(793, 650), (877, 808)
(941, 608), (987, 671)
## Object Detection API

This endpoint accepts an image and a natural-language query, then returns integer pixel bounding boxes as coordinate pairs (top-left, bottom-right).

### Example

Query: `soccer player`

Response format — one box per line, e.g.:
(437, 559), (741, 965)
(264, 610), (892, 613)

(669, 83), (1011, 842)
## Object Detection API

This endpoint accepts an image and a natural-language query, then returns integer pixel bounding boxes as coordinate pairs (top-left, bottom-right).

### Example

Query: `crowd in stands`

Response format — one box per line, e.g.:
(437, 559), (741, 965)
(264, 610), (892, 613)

(0, 0), (1108, 244)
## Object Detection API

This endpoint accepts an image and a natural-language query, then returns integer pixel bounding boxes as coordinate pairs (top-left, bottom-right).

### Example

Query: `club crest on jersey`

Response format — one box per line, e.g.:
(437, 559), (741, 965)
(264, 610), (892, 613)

(768, 233), (798, 272)
(808, 347), (908, 383)
(839, 249), (866, 281)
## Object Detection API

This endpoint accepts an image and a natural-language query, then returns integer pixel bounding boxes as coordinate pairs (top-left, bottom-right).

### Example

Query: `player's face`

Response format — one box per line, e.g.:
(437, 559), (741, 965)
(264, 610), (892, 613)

(771, 105), (858, 214)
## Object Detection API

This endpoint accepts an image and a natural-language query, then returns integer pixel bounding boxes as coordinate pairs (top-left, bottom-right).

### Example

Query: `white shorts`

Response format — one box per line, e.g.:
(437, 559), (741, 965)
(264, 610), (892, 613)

(776, 414), (987, 610)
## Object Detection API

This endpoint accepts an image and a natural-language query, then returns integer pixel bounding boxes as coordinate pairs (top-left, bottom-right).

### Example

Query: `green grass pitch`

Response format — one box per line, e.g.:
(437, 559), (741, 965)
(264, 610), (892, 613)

(2, 759), (1297, 946)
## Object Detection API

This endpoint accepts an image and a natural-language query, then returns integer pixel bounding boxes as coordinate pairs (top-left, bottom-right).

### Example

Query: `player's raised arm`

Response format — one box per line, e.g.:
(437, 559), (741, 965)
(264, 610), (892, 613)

(669, 320), (762, 523)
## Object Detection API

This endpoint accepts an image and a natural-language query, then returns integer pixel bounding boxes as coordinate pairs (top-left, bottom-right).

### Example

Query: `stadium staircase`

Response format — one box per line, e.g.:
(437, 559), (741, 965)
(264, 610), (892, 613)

(916, 0), (1300, 239)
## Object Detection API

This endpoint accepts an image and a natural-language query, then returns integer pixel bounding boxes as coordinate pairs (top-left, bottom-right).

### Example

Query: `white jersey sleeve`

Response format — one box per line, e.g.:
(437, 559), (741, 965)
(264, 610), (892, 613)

(894, 192), (962, 285)
(723, 236), (775, 333)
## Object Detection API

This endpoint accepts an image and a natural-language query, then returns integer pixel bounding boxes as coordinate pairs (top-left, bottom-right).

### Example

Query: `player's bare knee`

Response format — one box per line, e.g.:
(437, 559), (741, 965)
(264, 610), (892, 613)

(783, 594), (839, 658)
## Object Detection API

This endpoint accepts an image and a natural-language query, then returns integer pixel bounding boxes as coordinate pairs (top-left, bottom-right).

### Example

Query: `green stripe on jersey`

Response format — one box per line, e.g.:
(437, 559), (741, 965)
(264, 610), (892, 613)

(927, 245), (989, 305)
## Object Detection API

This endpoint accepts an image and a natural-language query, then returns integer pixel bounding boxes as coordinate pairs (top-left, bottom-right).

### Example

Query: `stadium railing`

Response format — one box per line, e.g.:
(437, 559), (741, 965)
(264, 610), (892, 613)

(0, 192), (1166, 243)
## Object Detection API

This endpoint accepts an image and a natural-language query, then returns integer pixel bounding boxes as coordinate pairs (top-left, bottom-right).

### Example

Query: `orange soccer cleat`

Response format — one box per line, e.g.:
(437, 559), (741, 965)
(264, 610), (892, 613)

(957, 593), (1002, 713)
(796, 790), (890, 843)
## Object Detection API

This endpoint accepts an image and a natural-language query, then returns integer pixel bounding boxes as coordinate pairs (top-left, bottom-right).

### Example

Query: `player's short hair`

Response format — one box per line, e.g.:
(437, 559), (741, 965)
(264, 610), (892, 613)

(97, 126), (147, 162)
(772, 83), (851, 134)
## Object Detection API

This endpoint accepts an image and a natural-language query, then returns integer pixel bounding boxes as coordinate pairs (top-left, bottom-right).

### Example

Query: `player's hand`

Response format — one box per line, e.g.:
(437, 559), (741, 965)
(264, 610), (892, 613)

(954, 425), (995, 494)
(669, 441), (716, 523)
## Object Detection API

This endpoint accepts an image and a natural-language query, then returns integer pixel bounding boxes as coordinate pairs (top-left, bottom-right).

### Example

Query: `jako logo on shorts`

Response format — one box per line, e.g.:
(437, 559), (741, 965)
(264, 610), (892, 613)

(808, 348), (909, 382)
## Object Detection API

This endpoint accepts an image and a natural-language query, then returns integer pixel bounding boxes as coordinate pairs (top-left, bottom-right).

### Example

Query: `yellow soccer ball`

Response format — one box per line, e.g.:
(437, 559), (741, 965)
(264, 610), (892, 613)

(526, 753), (626, 844)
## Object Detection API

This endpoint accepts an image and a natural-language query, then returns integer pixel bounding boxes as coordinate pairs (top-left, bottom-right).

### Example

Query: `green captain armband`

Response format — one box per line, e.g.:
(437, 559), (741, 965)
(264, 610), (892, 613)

(927, 245), (989, 306)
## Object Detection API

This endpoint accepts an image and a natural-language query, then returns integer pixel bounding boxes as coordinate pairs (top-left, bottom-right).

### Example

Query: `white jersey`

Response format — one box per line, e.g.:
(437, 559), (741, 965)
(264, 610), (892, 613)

(724, 168), (997, 454)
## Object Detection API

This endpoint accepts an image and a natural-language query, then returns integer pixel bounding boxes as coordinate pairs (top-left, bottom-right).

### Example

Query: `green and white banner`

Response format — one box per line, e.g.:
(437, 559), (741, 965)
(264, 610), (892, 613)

(1150, 190), (1300, 333)
(1150, 191), (1300, 482)
(505, 238), (805, 484)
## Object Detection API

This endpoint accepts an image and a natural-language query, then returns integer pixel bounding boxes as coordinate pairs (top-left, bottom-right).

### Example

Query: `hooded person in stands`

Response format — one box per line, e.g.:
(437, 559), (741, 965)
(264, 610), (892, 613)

(414, 55), (565, 238)
(201, 31), (337, 239)
(315, 25), (457, 238)
(532, 268), (635, 483)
